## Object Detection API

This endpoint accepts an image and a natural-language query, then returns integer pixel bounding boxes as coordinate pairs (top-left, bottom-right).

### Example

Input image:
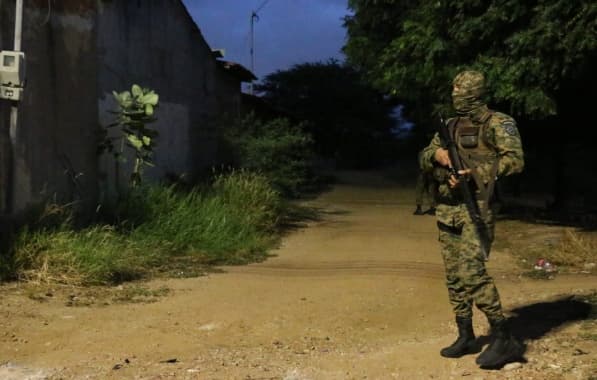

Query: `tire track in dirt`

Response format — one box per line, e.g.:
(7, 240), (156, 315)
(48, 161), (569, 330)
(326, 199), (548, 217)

(225, 260), (446, 278)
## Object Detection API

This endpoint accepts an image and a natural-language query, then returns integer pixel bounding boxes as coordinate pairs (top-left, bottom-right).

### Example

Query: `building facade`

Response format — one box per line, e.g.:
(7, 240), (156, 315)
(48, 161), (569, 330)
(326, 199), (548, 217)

(0, 0), (252, 215)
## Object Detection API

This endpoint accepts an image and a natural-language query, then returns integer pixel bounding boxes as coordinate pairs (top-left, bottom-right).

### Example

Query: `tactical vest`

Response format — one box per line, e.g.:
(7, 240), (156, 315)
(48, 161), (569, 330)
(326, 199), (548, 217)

(449, 114), (499, 217)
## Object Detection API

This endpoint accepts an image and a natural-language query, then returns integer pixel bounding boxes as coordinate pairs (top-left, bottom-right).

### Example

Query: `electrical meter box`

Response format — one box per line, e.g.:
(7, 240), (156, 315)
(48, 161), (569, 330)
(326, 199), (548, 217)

(0, 51), (26, 101)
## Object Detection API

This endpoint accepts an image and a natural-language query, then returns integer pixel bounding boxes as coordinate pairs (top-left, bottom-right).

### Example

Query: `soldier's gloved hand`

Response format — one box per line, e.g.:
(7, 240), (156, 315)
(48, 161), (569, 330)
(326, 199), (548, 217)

(434, 148), (452, 167)
(448, 169), (472, 188)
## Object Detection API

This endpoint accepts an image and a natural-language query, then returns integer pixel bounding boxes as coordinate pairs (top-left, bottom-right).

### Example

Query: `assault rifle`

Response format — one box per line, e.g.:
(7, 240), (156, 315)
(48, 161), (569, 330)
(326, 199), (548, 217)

(437, 114), (491, 260)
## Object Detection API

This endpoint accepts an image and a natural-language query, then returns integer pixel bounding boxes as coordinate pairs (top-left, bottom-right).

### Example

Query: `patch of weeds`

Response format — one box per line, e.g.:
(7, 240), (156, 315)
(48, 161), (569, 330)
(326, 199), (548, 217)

(11, 171), (287, 286)
(130, 171), (283, 266)
(552, 229), (597, 268)
(578, 292), (597, 305)
(521, 269), (556, 280)
(572, 293), (597, 341)
(111, 285), (170, 304)
(64, 285), (170, 306)
(64, 286), (114, 307)
(579, 320), (597, 342)
(496, 220), (597, 274)
(14, 224), (153, 286)
(65, 293), (96, 307)
(494, 221), (559, 263)
(579, 329), (597, 341)
(574, 293), (597, 319)
(25, 289), (51, 302)
(156, 256), (209, 278)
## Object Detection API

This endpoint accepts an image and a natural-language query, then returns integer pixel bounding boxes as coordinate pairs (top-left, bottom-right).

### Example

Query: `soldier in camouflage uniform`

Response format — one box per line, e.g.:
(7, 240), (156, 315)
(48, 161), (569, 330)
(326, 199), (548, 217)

(414, 150), (437, 215)
(419, 71), (525, 369)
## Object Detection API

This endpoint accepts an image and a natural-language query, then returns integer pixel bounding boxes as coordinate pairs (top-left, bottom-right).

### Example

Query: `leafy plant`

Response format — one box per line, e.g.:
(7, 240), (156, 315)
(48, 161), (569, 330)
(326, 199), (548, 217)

(223, 115), (315, 197)
(99, 84), (160, 187)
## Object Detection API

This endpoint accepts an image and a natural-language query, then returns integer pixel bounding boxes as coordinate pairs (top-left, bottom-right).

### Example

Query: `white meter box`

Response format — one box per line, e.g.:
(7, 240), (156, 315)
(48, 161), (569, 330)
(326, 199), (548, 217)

(0, 51), (26, 101)
(0, 51), (25, 86)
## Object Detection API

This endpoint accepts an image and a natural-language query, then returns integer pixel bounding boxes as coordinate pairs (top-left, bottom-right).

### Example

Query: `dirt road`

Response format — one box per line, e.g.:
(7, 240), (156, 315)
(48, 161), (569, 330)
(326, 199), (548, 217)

(1, 171), (595, 379)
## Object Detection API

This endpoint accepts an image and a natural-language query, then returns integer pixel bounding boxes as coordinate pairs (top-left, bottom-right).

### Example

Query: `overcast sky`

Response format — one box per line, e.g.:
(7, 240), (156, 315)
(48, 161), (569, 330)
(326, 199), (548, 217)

(182, 0), (350, 81)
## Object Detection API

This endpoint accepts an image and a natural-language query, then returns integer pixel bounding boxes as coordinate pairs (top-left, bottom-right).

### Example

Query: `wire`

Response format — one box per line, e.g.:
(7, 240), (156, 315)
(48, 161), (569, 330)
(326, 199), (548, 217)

(254, 0), (271, 14)
(40, 0), (52, 26)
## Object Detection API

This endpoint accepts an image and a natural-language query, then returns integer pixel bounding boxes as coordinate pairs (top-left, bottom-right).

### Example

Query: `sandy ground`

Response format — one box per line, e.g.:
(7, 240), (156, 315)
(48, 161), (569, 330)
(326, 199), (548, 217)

(0, 171), (595, 379)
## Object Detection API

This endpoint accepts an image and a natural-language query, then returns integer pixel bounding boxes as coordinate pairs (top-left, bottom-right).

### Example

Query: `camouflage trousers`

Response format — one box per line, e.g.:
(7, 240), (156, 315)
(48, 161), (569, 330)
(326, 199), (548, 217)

(436, 203), (505, 322)
(415, 171), (437, 207)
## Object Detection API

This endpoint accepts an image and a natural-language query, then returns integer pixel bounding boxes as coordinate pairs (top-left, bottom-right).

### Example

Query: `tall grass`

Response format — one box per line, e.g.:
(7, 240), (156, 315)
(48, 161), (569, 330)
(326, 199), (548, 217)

(8, 171), (283, 285)
(14, 225), (155, 285)
(495, 220), (597, 274)
(131, 171), (282, 263)
(552, 229), (597, 267)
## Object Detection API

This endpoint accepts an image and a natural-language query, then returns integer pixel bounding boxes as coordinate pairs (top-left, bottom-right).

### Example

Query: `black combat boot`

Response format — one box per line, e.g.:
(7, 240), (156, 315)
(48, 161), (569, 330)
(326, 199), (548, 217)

(440, 317), (479, 358)
(425, 207), (436, 216)
(476, 319), (524, 369)
(413, 205), (424, 215)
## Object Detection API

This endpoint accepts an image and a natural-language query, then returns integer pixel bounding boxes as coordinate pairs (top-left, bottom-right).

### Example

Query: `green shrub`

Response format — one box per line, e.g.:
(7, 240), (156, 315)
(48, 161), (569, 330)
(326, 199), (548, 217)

(9, 171), (284, 285)
(131, 171), (282, 264)
(224, 115), (315, 197)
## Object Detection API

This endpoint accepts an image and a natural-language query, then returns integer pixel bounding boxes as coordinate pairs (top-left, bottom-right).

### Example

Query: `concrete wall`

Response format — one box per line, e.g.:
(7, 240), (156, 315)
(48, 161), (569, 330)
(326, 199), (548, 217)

(96, 0), (221, 195)
(214, 66), (242, 125)
(0, 0), (100, 213)
(0, 0), (237, 214)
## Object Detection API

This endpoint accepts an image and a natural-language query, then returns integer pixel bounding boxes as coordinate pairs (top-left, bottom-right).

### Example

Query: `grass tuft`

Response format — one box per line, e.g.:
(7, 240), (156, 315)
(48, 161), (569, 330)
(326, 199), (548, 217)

(495, 220), (597, 274)
(131, 171), (282, 264)
(8, 171), (286, 285)
(551, 229), (597, 267)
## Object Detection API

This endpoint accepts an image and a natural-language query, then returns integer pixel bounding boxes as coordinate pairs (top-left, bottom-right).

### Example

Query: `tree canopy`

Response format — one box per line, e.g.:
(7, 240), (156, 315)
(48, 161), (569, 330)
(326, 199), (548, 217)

(343, 0), (597, 127)
(256, 60), (397, 167)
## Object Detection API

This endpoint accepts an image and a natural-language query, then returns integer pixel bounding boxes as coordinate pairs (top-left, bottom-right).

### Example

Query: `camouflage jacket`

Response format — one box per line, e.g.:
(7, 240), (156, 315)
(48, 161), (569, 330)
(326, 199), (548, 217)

(419, 108), (524, 204)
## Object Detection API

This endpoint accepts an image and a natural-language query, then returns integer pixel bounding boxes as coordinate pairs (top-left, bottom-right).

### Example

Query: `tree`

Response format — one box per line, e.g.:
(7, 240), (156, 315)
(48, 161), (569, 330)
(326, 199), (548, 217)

(255, 60), (397, 167)
(344, 0), (597, 124)
(344, 0), (597, 208)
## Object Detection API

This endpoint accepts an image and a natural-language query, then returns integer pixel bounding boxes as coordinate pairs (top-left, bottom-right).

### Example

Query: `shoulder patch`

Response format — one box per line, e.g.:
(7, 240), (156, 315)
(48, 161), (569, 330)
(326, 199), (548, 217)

(501, 120), (517, 136)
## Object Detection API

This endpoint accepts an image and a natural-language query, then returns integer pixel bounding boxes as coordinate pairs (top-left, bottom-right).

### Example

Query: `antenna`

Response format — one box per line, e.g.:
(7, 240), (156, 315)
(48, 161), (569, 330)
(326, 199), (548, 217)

(249, 0), (270, 94)
(250, 11), (258, 82)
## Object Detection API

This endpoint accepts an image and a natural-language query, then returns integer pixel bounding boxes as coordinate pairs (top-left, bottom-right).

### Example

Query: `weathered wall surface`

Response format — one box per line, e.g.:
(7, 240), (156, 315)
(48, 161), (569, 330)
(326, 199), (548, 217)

(0, 0), (239, 214)
(214, 66), (242, 126)
(0, 0), (100, 213)
(96, 0), (221, 194)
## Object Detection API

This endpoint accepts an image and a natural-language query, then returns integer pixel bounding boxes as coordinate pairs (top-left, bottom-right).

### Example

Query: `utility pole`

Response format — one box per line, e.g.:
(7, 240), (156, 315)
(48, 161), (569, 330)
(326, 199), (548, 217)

(0, 0), (24, 213)
(8, 0), (24, 213)
(11, 0), (24, 138)
(249, 11), (258, 94)
(248, 0), (270, 94)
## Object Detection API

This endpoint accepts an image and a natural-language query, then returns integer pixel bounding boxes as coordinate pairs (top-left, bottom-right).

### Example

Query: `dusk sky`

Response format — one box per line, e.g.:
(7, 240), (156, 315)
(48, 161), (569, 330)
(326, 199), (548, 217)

(183, 0), (350, 82)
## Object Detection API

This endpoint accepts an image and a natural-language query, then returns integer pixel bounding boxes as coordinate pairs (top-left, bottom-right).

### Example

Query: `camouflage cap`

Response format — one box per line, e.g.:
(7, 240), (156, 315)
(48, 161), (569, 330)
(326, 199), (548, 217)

(452, 70), (485, 97)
